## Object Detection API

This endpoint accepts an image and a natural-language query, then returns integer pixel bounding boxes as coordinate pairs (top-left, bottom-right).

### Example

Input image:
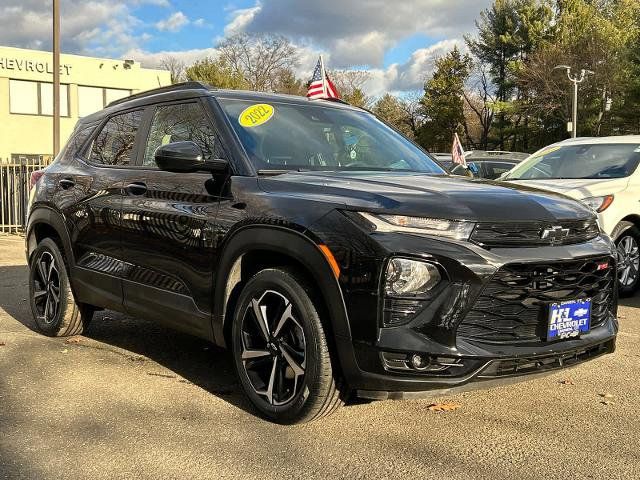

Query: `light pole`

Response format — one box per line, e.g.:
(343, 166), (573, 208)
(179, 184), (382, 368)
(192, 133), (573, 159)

(53, 0), (61, 157)
(554, 65), (593, 138)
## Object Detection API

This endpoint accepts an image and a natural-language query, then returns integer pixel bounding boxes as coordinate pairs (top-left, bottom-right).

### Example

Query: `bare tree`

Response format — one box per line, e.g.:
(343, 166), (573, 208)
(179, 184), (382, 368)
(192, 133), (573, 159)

(217, 34), (299, 92)
(399, 93), (425, 139)
(160, 55), (186, 84)
(329, 70), (372, 107)
(462, 62), (496, 150)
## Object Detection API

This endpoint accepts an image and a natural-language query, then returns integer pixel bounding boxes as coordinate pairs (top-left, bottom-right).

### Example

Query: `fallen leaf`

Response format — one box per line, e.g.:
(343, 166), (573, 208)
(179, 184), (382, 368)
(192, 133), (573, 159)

(559, 379), (575, 385)
(599, 393), (614, 399)
(65, 337), (83, 344)
(427, 402), (462, 413)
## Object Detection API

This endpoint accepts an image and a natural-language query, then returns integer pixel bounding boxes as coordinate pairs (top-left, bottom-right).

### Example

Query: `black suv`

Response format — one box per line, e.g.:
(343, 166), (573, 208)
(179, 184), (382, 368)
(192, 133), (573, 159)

(27, 82), (618, 423)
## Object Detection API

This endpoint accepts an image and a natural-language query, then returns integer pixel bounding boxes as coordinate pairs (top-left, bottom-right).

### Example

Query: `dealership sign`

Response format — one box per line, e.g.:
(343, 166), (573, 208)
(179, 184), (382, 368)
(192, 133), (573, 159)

(0, 57), (72, 75)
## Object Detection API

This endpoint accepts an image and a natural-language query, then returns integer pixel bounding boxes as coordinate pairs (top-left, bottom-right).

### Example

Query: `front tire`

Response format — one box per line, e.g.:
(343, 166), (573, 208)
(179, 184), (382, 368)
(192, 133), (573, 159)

(231, 267), (342, 424)
(28, 238), (94, 336)
(613, 221), (640, 297)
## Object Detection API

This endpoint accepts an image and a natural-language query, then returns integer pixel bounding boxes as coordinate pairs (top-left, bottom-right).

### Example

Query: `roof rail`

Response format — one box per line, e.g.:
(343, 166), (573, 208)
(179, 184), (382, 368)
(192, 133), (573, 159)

(107, 81), (213, 108)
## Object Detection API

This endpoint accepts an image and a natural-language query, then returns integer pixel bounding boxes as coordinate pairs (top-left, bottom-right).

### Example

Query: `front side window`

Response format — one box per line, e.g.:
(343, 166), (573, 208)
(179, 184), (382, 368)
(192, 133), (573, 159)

(505, 143), (640, 180)
(143, 102), (223, 167)
(89, 110), (143, 166)
(218, 99), (444, 174)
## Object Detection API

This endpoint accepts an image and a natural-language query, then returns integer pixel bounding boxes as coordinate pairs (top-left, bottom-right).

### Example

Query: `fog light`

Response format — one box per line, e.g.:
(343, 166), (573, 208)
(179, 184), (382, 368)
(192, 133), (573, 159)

(410, 354), (431, 371)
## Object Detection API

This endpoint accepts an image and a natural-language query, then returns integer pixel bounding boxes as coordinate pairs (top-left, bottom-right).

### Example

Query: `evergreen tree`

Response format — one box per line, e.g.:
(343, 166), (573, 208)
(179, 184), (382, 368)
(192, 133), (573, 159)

(418, 47), (473, 151)
(466, 0), (554, 149)
(373, 94), (416, 139)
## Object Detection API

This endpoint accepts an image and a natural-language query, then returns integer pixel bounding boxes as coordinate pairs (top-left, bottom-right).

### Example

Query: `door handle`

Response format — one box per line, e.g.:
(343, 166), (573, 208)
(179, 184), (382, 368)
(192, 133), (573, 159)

(58, 178), (75, 190)
(126, 182), (148, 196)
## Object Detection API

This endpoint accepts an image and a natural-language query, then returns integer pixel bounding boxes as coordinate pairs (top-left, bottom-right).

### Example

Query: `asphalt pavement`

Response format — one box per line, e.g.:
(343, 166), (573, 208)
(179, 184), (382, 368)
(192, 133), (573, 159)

(1, 234), (639, 480)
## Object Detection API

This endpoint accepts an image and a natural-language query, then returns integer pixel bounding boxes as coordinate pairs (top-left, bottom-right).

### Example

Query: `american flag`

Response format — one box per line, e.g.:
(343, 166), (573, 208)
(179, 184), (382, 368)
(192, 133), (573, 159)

(307, 56), (340, 100)
(451, 133), (466, 166)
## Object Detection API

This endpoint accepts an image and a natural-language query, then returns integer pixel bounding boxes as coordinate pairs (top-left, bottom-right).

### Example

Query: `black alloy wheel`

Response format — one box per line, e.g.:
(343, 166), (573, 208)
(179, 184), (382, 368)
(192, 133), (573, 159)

(239, 289), (306, 406)
(29, 238), (94, 336)
(32, 250), (61, 324)
(232, 268), (343, 423)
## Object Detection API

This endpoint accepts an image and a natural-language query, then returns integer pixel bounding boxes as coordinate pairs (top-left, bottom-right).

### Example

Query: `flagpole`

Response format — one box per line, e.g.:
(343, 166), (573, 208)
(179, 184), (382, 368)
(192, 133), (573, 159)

(319, 55), (328, 98)
(53, 0), (61, 157)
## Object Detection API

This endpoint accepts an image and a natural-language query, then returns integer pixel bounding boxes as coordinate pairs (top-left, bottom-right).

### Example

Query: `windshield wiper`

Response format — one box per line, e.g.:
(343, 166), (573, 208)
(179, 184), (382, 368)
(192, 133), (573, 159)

(257, 169), (291, 176)
(257, 168), (312, 176)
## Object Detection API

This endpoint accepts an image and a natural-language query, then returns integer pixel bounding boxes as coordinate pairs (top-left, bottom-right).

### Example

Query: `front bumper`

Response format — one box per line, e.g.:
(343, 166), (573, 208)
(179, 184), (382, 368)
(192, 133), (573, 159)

(337, 314), (617, 398)
(355, 335), (616, 400)
(324, 223), (619, 398)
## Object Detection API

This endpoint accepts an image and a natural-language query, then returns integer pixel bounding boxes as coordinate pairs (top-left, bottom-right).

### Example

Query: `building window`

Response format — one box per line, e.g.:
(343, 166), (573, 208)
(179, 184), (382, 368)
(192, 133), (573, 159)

(78, 86), (131, 117)
(9, 79), (69, 117)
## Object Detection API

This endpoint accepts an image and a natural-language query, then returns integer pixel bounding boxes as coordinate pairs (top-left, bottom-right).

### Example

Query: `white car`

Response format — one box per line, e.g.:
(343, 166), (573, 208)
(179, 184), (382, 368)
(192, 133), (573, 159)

(501, 136), (640, 296)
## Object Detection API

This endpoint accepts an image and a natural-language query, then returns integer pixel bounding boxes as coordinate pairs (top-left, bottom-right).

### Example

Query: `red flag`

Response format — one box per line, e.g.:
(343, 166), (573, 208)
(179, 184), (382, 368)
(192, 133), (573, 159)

(307, 56), (340, 100)
(452, 133), (466, 166)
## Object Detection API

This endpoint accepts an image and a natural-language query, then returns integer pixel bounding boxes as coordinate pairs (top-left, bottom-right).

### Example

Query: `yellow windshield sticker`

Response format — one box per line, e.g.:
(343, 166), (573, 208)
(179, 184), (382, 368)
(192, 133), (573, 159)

(532, 145), (561, 158)
(239, 104), (274, 128)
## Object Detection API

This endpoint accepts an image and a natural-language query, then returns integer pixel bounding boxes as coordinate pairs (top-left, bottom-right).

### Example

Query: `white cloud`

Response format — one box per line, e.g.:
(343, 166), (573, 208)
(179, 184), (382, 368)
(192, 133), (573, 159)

(0, 0), (487, 96)
(123, 47), (219, 69)
(232, 0), (491, 68)
(224, 4), (263, 36)
(155, 11), (189, 33)
(0, 0), (164, 56)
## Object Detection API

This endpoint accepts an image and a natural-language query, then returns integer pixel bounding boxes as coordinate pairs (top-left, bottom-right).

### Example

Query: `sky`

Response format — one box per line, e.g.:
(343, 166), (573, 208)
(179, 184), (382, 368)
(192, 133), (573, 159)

(0, 0), (492, 96)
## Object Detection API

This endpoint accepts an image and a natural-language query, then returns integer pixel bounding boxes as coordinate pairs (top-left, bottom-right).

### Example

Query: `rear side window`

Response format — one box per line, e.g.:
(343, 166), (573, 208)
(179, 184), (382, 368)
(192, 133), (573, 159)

(90, 110), (143, 166)
(143, 102), (224, 167)
(59, 124), (96, 162)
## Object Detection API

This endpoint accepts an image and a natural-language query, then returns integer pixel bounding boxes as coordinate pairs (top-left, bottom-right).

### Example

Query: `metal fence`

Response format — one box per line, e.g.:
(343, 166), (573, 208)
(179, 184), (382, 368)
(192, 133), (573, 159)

(1, 157), (51, 234)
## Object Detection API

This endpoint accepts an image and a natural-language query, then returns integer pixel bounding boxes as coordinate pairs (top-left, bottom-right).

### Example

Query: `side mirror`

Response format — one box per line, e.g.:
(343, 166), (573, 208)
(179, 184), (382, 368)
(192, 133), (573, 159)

(155, 141), (228, 173)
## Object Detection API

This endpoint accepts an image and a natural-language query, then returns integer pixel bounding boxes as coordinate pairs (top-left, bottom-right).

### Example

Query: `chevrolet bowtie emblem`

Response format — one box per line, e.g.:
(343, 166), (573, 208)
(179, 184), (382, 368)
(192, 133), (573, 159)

(541, 226), (571, 243)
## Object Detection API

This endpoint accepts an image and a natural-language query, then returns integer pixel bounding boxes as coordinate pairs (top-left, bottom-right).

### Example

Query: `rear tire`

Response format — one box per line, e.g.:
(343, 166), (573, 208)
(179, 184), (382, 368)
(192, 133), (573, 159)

(231, 267), (343, 424)
(612, 221), (640, 297)
(28, 238), (94, 337)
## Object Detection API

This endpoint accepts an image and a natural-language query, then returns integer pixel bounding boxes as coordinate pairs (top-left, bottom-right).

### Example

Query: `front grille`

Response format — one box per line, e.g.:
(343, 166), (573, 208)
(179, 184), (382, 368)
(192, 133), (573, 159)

(458, 256), (615, 343)
(478, 340), (615, 378)
(471, 219), (599, 248)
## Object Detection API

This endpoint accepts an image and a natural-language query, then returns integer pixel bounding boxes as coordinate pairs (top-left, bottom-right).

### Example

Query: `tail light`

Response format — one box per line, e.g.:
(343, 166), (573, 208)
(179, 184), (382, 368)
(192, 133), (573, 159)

(30, 169), (45, 190)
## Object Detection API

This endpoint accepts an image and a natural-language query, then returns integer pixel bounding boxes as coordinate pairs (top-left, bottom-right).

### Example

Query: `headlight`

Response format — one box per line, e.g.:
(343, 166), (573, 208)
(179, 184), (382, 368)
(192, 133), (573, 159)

(385, 258), (442, 296)
(359, 212), (475, 240)
(582, 195), (614, 213)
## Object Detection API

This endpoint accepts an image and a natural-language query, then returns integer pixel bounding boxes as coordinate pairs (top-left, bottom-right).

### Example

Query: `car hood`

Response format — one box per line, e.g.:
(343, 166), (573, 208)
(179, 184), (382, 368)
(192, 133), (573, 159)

(507, 177), (630, 200)
(258, 171), (594, 222)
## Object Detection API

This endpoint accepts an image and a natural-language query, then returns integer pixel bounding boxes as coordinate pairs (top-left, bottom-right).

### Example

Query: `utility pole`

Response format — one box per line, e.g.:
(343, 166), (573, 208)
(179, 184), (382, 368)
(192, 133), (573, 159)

(53, 0), (61, 157)
(554, 65), (593, 138)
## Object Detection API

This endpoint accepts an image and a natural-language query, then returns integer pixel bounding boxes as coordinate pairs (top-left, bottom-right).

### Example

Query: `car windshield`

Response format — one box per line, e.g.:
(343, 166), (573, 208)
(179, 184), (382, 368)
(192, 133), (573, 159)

(504, 143), (640, 180)
(218, 98), (445, 174)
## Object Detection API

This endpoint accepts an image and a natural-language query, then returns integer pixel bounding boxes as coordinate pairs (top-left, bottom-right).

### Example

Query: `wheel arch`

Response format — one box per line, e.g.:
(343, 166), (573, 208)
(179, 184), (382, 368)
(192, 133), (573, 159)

(212, 225), (351, 349)
(614, 215), (640, 239)
(26, 207), (74, 266)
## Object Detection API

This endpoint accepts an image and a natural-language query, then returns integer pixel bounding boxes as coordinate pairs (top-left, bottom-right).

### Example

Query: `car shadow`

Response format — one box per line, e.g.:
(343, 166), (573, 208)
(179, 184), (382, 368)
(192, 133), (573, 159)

(619, 294), (640, 309)
(0, 264), (259, 417)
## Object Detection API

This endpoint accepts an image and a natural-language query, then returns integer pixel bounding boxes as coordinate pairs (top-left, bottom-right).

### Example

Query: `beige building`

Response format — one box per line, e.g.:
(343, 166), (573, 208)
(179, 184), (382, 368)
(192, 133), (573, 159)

(0, 46), (171, 163)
